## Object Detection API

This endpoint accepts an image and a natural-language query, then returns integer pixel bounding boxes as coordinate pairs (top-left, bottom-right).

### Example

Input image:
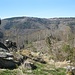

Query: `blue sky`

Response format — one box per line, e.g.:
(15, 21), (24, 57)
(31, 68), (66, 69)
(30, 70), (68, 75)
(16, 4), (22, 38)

(0, 0), (75, 19)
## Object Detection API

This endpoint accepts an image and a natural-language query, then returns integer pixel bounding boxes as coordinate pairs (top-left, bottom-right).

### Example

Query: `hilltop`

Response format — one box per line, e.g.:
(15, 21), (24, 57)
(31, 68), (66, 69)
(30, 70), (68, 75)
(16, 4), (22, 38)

(1, 17), (75, 41)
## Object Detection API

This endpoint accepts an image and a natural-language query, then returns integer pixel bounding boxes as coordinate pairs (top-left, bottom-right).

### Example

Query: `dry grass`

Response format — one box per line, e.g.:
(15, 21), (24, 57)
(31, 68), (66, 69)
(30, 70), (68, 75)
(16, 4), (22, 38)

(20, 49), (31, 56)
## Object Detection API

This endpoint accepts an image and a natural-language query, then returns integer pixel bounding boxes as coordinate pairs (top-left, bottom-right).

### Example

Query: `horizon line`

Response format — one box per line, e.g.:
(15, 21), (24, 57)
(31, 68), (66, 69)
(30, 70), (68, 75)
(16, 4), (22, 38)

(1, 16), (75, 19)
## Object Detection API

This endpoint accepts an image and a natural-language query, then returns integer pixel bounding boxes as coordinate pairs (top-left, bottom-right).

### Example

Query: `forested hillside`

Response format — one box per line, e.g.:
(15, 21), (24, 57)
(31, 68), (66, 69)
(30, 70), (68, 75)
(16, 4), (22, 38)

(1, 17), (75, 44)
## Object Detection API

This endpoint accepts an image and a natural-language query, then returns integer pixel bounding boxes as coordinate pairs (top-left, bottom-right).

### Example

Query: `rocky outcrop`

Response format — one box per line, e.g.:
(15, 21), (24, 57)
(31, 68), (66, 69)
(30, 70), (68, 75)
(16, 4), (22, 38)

(0, 42), (23, 69)
(0, 58), (19, 69)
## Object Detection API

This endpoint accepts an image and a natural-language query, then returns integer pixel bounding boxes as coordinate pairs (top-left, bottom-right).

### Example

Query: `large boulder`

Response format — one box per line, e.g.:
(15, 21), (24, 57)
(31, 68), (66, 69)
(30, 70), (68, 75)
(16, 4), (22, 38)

(0, 42), (23, 69)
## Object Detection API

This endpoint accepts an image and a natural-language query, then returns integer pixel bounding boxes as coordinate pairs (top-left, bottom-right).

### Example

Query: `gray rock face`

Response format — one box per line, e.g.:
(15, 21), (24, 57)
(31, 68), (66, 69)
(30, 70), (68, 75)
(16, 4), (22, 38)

(0, 42), (23, 69)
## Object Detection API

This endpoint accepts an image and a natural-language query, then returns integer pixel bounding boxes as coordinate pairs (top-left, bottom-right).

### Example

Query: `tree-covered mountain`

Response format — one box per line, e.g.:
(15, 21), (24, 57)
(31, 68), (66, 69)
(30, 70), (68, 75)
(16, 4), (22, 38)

(1, 17), (75, 31)
(1, 17), (75, 47)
